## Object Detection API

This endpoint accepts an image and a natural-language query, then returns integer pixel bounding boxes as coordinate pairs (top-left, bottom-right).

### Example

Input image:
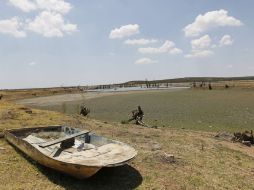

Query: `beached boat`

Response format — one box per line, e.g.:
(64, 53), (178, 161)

(4, 125), (137, 179)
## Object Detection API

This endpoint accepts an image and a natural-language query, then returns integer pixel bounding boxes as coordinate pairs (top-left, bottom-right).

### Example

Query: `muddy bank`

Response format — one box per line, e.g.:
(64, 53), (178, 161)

(16, 88), (188, 107)
(16, 92), (112, 106)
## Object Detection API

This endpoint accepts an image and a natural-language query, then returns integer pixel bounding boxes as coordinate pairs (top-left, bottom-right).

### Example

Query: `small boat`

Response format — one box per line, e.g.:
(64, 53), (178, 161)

(4, 125), (137, 179)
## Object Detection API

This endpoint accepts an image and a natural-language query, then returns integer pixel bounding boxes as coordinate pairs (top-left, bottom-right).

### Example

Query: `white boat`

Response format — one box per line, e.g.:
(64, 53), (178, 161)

(4, 125), (137, 179)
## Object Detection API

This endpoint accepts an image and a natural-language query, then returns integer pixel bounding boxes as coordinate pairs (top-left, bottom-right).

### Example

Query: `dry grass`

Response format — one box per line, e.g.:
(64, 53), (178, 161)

(0, 87), (80, 101)
(1, 101), (254, 189)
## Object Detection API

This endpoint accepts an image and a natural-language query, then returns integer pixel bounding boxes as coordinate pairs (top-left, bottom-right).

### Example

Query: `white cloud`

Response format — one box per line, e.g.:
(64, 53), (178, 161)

(211, 44), (217, 48)
(186, 34), (234, 58)
(135, 58), (157, 65)
(8, 0), (36, 12)
(109, 24), (139, 39)
(3, 0), (76, 38)
(170, 48), (183, 54)
(219, 35), (233, 46)
(185, 50), (213, 58)
(191, 35), (212, 50)
(124, 38), (158, 45)
(183, 9), (243, 37)
(138, 40), (182, 55)
(0, 17), (26, 37)
(8, 0), (72, 14)
(27, 11), (77, 37)
(29, 61), (37, 66)
(36, 0), (72, 14)
(108, 52), (116, 56)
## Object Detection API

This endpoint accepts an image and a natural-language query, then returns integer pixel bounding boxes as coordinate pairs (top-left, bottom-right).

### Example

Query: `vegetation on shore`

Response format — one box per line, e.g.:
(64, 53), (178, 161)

(120, 76), (254, 86)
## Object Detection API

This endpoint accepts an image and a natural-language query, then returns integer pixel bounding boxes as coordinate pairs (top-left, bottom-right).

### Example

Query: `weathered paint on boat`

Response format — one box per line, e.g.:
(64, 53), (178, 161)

(4, 126), (137, 179)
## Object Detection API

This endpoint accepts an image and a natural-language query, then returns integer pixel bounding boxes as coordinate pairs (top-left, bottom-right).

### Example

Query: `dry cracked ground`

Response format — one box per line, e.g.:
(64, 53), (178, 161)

(1, 101), (254, 190)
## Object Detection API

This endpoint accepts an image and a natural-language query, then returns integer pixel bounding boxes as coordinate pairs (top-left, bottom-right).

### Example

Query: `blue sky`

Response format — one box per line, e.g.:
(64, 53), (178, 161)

(0, 0), (253, 89)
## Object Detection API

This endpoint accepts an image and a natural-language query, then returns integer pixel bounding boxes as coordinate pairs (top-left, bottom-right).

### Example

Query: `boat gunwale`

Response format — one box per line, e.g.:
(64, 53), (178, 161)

(4, 126), (137, 168)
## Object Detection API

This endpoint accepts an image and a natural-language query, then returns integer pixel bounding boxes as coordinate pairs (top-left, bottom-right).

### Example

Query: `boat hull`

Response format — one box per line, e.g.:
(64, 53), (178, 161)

(5, 127), (102, 179)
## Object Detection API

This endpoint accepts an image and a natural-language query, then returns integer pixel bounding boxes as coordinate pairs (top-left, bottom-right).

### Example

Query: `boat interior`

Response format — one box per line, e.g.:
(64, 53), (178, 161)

(9, 126), (136, 166)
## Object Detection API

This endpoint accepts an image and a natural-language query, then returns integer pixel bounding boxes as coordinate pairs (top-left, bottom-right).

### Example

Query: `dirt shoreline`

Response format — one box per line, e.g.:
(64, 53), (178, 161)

(16, 88), (188, 106)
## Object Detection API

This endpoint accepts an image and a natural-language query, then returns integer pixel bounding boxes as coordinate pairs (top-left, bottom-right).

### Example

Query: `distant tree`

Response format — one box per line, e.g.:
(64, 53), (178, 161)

(208, 83), (212, 90)
(145, 79), (150, 88)
(199, 81), (206, 88)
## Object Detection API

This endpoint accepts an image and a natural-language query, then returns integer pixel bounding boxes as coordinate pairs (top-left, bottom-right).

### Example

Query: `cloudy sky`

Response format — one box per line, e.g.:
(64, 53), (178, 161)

(0, 0), (253, 89)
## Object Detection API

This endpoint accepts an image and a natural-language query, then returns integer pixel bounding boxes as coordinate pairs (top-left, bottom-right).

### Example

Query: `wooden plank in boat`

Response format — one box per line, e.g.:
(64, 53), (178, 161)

(39, 130), (89, 148)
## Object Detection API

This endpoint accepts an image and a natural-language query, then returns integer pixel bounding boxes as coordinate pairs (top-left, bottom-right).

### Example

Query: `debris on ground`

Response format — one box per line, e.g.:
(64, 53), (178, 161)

(0, 147), (6, 150)
(242, 141), (252, 147)
(136, 120), (151, 128)
(215, 131), (234, 141)
(19, 107), (33, 114)
(153, 151), (176, 164)
(162, 153), (175, 163)
(232, 130), (254, 146)
(215, 130), (254, 146)
(128, 106), (154, 128)
(201, 144), (204, 151)
(128, 106), (144, 124)
(80, 105), (90, 116)
(151, 143), (162, 151)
